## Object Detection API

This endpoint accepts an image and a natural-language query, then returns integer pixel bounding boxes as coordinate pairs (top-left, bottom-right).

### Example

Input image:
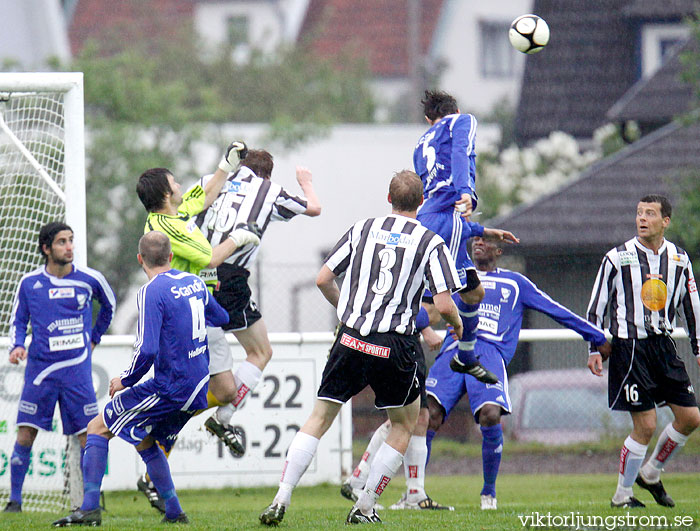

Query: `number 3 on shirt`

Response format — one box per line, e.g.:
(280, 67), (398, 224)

(372, 248), (397, 295)
(189, 296), (207, 342)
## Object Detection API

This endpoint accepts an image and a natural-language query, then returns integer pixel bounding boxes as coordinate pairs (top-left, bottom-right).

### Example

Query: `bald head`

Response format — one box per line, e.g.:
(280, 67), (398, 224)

(389, 170), (423, 212)
(139, 231), (172, 268)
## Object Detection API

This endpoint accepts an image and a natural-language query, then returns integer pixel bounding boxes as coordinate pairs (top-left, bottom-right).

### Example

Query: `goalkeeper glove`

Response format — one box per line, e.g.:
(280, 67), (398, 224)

(218, 141), (248, 173)
(229, 222), (262, 248)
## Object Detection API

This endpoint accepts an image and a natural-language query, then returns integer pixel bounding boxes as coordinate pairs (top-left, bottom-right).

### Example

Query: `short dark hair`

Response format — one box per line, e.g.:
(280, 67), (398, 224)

(389, 170), (423, 212)
(139, 231), (171, 268)
(241, 149), (274, 179)
(38, 222), (72, 261)
(421, 90), (459, 121)
(639, 194), (672, 218)
(137, 168), (173, 212)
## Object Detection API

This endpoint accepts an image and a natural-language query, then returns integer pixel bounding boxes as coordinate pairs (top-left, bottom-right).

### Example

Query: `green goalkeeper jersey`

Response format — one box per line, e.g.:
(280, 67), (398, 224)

(144, 184), (213, 276)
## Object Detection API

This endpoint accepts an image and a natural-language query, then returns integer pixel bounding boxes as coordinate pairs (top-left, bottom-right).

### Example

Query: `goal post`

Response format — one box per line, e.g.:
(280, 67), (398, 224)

(0, 72), (86, 512)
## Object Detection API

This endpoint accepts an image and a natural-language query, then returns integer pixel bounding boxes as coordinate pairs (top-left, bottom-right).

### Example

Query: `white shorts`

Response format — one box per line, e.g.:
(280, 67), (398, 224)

(207, 326), (233, 376)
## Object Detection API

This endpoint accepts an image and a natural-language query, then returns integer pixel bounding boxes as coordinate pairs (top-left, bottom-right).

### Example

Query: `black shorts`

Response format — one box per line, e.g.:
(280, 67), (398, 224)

(317, 325), (422, 409)
(608, 335), (697, 411)
(214, 265), (262, 331)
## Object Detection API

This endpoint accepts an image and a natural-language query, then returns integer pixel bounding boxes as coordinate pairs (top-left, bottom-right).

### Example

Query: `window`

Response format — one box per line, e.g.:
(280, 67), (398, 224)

(227, 15), (249, 47)
(640, 23), (689, 78)
(479, 20), (519, 78)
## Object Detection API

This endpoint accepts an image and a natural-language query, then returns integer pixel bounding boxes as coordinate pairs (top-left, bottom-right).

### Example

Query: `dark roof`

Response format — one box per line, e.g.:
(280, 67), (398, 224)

(491, 119), (700, 256)
(298, 0), (444, 78)
(606, 39), (695, 124)
(621, 0), (697, 19)
(514, 0), (637, 144)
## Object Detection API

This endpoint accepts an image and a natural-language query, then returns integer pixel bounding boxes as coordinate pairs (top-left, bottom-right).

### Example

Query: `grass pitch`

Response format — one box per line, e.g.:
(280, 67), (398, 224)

(1, 473), (697, 530)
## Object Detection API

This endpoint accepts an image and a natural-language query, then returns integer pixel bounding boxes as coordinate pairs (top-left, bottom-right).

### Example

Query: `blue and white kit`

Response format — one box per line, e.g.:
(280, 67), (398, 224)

(9, 265), (116, 434)
(427, 268), (607, 420)
(413, 113), (481, 280)
(104, 270), (228, 451)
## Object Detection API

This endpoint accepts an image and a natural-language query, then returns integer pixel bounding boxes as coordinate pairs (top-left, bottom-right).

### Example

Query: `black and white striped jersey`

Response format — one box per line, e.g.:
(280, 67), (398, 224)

(195, 167), (307, 271)
(587, 237), (700, 356)
(325, 214), (462, 336)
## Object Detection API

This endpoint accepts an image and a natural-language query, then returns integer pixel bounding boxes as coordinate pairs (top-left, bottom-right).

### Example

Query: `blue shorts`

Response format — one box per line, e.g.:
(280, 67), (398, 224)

(426, 341), (511, 422)
(102, 380), (195, 453)
(17, 374), (97, 435)
(417, 209), (477, 284)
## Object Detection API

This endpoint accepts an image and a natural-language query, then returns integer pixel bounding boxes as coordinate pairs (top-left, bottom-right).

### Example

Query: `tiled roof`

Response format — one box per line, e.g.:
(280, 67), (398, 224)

(607, 39), (696, 124)
(298, 0), (444, 78)
(514, 0), (637, 144)
(69, 0), (195, 55)
(490, 120), (700, 255)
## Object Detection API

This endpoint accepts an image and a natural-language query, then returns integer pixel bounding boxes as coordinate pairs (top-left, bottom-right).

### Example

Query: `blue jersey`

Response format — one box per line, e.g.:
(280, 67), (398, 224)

(9, 265), (116, 383)
(441, 268), (607, 365)
(413, 113), (477, 215)
(120, 269), (228, 408)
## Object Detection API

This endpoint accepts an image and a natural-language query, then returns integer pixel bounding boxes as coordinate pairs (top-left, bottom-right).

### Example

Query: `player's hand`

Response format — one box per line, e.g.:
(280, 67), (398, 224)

(218, 140), (248, 173)
(8, 346), (26, 365)
(109, 377), (125, 398)
(295, 166), (313, 187)
(597, 341), (611, 361)
(454, 194), (473, 220)
(587, 353), (603, 377)
(229, 222), (261, 248)
(420, 326), (443, 351)
(483, 228), (520, 244)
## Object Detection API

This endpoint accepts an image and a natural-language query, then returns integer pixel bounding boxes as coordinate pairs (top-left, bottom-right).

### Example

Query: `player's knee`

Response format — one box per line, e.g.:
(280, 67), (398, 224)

(427, 404), (445, 431)
(246, 344), (273, 366)
(478, 406), (501, 427)
(16, 427), (36, 447)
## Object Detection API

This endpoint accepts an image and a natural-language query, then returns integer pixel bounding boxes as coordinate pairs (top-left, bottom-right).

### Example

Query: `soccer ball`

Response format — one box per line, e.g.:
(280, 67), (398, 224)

(508, 14), (550, 54)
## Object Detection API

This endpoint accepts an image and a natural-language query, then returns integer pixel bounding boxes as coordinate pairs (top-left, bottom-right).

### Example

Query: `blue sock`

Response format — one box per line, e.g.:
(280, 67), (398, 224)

(426, 429), (436, 466)
(81, 434), (109, 511)
(139, 445), (182, 520)
(480, 425), (503, 497)
(10, 442), (32, 504)
(456, 299), (479, 365)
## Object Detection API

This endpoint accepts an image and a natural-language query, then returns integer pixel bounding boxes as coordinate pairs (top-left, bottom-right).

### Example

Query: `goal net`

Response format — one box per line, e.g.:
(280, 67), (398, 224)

(0, 73), (86, 512)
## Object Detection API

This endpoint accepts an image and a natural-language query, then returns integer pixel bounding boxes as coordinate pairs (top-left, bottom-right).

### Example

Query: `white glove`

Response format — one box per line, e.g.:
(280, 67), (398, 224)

(229, 223), (261, 248)
(218, 141), (248, 173)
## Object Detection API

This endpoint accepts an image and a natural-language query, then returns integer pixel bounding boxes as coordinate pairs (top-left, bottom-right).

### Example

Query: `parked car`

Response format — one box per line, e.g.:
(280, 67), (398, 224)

(503, 368), (673, 445)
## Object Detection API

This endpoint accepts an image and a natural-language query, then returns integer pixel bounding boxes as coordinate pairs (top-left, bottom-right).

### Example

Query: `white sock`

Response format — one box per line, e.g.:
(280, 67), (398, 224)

(231, 361), (262, 410)
(641, 423), (688, 482)
(356, 442), (403, 513)
(273, 431), (319, 507)
(614, 436), (647, 502)
(347, 422), (390, 490)
(215, 403), (236, 425)
(404, 435), (427, 501)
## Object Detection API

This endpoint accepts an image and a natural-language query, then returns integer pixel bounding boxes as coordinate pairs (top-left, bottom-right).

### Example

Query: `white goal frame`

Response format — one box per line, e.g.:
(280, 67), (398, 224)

(0, 72), (86, 265)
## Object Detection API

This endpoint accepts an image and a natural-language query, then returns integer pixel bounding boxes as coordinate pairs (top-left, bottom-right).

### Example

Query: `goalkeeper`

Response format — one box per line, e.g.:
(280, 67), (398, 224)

(135, 140), (259, 512)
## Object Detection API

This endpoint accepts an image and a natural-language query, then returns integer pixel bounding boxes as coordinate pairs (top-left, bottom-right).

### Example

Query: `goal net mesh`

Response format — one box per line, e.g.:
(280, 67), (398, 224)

(0, 88), (79, 512)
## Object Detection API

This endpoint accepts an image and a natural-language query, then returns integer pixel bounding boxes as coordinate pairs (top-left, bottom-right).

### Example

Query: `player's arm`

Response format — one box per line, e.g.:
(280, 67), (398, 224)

(202, 141), (249, 210)
(432, 290), (463, 339)
(119, 285), (160, 387)
(317, 227), (353, 308)
(88, 269), (117, 347)
(294, 166), (321, 217)
(316, 265), (340, 308)
(482, 227), (520, 245)
(203, 282), (230, 328)
(680, 259), (700, 367)
(8, 281), (29, 364)
(452, 115), (478, 216)
(586, 254), (617, 355)
(425, 240), (464, 338)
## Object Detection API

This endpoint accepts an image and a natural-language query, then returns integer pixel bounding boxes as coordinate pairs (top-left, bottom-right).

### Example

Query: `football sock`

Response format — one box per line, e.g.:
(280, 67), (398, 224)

(357, 442), (403, 513)
(404, 435), (427, 501)
(139, 444), (182, 520)
(425, 429), (436, 466)
(9, 442), (31, 504)
(455, 299), (479, 366)
(614, 436), (647, 501)
(81, 434), (109, 511)
(275, 431), (319, 506)
(230, 361), (263, 410)
(642, 423), (688, 482)
(480, 425), (503, 497)
(347, 422), (390, 490)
